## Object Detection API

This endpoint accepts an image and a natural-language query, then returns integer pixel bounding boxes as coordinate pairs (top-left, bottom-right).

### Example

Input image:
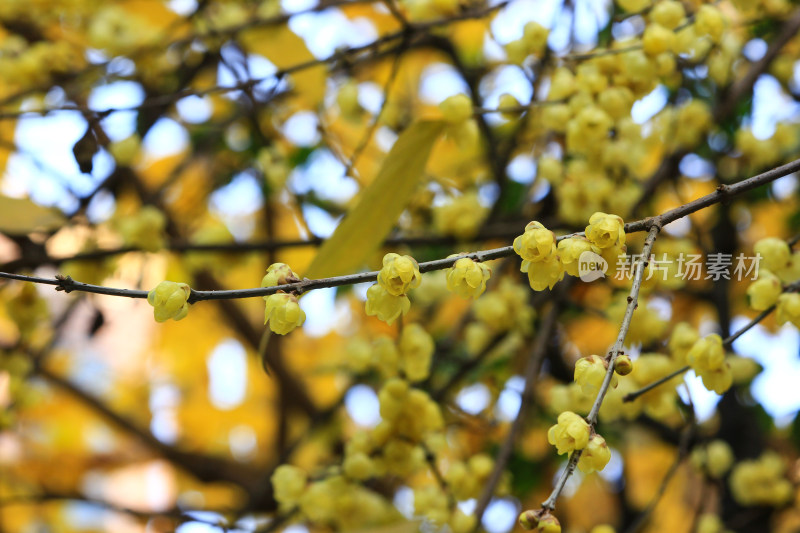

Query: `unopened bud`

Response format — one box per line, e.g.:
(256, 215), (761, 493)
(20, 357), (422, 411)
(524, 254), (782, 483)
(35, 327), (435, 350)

(518, 509), (561, 533)
(614, 354), (633, 376)
(519, 510), (538, 530)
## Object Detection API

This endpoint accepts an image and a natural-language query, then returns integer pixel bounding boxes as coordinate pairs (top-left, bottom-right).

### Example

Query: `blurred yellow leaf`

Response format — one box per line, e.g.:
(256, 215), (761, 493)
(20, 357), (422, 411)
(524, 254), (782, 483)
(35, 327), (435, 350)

(304, 120), (444, 279)
(0, 196), (65, 234)
(240, 25), (326, 108)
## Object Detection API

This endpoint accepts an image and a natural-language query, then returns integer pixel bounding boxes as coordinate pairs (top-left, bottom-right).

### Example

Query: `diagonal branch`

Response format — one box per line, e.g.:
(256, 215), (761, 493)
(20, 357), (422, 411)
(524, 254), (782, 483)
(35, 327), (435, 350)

(35, 365), (261, 491)
(622, 280), (800, 404)
(2, 158), (799, 305)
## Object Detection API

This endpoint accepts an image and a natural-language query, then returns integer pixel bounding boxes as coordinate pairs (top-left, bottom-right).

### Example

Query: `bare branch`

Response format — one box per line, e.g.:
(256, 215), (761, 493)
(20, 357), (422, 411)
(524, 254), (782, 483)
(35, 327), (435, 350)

(623, 279), (800, 403)
(542, 224), (661, 511)
(1, 157), (798, 306)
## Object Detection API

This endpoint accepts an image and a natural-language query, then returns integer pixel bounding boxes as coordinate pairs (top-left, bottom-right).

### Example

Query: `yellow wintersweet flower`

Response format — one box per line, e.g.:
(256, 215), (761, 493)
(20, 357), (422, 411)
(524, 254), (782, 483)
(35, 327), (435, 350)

(687, 334), (733, 394)
(754, 237), (791, 273)
(776, 292), (800, 328)
(117, 205), (167, 252)
(574, 355), (613, 397)
(147, 281), (190, 322)
(522, 256), (564, 291)
(668, 322), (699, 365)
(730, 452), (793, 506)
(513, 221), (556, 262)
(264, 293), (305, 335)
(691, 440), (734, 479)
(399, 323), (434, 382)
(271, 464), (307, 509)
(557, 236), (596, 277)
(446, 257), (491, 299)
(261, 263), (300, 288)
(365, 284), (410, 325)
(577, 434), (612, 474)
(547, 411), (590, 455)
(377, 253), (422, 296)
(585, 212), (625, 249)
(698, 363), (733, 395)
(687, 334), (725, 373)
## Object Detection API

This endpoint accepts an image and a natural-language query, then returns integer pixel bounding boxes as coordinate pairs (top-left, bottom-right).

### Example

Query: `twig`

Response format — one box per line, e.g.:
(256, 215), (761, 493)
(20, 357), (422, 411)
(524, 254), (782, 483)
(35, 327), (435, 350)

(625, 158), (800, 233)
(2, 158), (799, 305)
(623, 280), (800, 403)
(1, 223), (529, 272)
(542, 224), (661, 511)
(713, 8), (800, 122)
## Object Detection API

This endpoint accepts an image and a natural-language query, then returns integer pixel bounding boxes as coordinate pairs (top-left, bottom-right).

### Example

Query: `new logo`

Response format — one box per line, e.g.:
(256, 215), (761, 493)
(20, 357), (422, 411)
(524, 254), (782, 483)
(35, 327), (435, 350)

(578, 251), (608, 282)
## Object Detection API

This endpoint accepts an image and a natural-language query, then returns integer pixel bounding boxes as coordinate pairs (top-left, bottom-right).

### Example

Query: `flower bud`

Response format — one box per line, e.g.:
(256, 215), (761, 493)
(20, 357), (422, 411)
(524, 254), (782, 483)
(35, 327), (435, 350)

(614, 354), (633, 376)
(577, 433), (612, 474)
(147, 281), (191, 322)
(446, 256), (491, 299)
(261, 263), (300, 288)
(519, 510), (561, 533)
(377, 253), (422, 296)
(754, 237), (790, 273)
(776, 292), (800, 328)
(547, 411), (590, 455)
(264, 293), (305, 335)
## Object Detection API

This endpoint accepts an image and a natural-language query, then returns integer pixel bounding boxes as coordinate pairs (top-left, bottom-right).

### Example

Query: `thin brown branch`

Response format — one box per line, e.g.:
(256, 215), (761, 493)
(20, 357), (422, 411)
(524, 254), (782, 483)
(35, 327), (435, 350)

(623, 279), (800, 403)
(2, 157), (799, 305)
(713, 8), (800, 122)
(636, 8), (800, 211)
(542, 224), (661, 511)
(0, 3), (509, 121)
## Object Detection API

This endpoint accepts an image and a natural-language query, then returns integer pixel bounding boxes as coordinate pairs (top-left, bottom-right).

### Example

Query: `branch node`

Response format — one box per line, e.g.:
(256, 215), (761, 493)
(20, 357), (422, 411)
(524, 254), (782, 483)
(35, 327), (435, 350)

(55, 274), (74, 293)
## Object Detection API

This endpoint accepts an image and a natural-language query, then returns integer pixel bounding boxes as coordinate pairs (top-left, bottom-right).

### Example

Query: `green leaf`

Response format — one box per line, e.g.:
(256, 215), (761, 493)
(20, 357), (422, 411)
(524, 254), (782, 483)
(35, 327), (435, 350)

(0, 196), (65, 234)
(303, 120), (444, 279)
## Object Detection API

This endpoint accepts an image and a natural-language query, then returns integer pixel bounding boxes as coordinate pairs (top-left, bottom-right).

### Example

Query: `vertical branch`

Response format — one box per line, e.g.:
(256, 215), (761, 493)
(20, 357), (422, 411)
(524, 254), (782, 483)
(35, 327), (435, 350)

(542, 224), (661, 511)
